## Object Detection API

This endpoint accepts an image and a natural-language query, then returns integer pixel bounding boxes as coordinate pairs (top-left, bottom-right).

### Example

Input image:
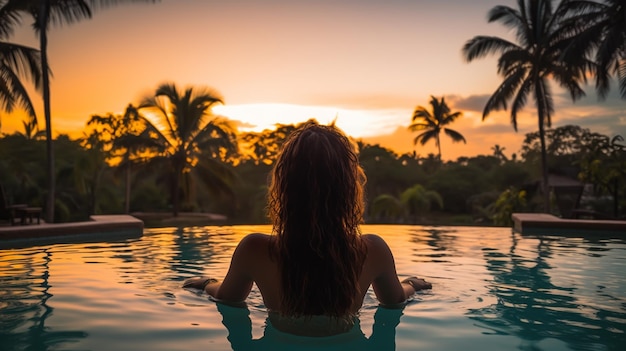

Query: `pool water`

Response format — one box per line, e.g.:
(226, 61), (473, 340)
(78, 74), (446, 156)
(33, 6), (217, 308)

(0, 225), (624, 351)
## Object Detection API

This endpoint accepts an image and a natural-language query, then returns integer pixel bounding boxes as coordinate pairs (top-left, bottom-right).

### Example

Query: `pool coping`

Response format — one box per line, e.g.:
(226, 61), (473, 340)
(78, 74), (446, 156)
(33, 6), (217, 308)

(0, 215), (144, 248)
(512, 212), (626, 235)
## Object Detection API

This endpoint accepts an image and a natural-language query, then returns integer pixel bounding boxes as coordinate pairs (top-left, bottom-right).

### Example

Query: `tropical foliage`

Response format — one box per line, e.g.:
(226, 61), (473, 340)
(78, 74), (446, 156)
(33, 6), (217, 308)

(0, 0), (41, 130)
(491, 187), (528, 226)
(564, 0), (626, 99)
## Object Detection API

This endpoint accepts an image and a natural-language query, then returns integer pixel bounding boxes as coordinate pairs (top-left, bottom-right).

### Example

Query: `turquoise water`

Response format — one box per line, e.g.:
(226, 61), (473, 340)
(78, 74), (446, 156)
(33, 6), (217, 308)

(0, 225), (624, 351)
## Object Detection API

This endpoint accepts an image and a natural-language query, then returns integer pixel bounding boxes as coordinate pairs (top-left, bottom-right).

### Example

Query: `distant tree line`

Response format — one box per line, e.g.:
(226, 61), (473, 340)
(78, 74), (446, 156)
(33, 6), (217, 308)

(1, 111), (623, 225)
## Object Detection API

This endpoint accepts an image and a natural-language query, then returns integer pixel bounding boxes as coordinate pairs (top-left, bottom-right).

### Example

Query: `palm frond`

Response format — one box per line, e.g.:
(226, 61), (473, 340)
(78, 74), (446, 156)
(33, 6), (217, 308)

(408, 122), (432, 132)
(0, 0), (23, 39)
(483, 67), (526, 119)
(0, 40), (42, 88)
(411, 106), (435, 123)
(414, 130), (437, 146)
(488, 4), (523, 31)
(463, 36), (518, 62)
(497, 48), (530, 76)
(441, 111), (462, 125)
(510, 77), (532, 131)
(0, 41), (41, 119)
(443, 128), (466, 144)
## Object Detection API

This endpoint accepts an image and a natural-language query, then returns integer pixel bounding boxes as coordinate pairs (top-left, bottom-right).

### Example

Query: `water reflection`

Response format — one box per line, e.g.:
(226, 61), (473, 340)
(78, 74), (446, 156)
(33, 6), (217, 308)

(415, 228), (458, 261)
(0, 249), (88, 351)
(216, 303), (404, 351)
(469, 233), (624, 350)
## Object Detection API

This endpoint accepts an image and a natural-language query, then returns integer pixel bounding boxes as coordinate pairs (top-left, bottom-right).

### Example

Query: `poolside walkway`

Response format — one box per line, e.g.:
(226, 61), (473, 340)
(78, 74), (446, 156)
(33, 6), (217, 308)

(512, 213), (626, 235)
(0, 215), (144, 248)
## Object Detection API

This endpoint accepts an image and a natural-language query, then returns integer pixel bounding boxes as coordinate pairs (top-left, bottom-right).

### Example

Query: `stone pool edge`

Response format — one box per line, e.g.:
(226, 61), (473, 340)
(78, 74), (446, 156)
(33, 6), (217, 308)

(512, 212), (626, 235)
(0, 215), (143, 248)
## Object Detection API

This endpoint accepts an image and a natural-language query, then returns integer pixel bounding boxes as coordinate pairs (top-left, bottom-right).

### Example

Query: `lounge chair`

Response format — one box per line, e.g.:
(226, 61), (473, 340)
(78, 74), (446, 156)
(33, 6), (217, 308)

(0, 184), (42, 225)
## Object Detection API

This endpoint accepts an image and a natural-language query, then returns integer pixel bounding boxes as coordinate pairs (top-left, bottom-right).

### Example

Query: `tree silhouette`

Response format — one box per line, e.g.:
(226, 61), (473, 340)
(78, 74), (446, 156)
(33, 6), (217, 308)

(409, 95), (465, 160)
(137, 82), (238, 217)
(491, 144), (508, 163)
(11, 0), (158, 222)
(463, 0), (589, 213)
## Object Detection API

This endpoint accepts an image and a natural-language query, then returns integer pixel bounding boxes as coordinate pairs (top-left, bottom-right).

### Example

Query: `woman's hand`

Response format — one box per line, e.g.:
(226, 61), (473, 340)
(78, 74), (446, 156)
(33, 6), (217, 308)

(183, 277), (218, 291)
(401, 276), (432, 291)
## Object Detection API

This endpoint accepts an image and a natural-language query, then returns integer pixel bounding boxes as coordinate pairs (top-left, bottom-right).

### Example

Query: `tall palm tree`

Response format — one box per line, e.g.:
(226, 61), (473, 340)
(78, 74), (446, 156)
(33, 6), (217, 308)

(0, 1), (42, 131)
(563, 0), (626, 99)
(408, 95), (466, 161)
(138, 82), (238, 217)
(462, 0), (589, 213)
(11, 0), (157, 222)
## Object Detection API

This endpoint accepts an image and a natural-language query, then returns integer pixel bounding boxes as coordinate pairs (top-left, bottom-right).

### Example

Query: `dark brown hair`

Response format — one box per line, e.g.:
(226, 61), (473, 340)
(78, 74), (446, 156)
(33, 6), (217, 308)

(268, 120), (367, 318)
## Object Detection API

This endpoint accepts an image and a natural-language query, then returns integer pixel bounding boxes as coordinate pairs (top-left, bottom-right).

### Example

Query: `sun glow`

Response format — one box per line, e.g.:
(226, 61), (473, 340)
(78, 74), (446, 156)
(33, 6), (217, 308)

(213, 103), (408, 138)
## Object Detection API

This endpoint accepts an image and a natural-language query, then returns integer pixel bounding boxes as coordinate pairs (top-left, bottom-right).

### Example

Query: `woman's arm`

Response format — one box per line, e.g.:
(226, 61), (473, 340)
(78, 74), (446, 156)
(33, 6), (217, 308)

(184, 234), (263, 302)
(364, 234), (431, 305)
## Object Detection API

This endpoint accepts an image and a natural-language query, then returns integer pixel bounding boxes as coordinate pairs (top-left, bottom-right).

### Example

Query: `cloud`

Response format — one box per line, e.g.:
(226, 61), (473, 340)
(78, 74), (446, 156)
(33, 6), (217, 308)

(448, 94), (490, 112)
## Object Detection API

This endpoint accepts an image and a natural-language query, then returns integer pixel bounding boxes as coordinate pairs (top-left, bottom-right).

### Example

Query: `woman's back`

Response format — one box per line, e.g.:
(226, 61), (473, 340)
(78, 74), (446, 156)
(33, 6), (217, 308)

(216, 232), (412, 313)
(183, 121), (431, 336)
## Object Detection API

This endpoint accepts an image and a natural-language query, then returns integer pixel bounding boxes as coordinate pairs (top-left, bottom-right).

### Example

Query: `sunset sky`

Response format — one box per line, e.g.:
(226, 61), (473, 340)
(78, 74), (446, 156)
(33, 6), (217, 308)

(4, 0), (625, 160)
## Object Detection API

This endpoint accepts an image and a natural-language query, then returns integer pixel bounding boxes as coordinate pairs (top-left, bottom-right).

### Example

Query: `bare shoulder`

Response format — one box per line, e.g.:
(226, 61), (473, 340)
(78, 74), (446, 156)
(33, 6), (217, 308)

(361, 233), (393, 255)
(361, 233), (386, 245)
(234, 233), (273, 260)
(240, 232), (272, 245)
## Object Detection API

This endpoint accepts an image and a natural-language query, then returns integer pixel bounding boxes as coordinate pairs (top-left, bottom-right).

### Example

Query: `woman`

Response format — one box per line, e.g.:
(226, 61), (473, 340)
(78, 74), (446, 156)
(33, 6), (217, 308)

(184, 121), (431, 335)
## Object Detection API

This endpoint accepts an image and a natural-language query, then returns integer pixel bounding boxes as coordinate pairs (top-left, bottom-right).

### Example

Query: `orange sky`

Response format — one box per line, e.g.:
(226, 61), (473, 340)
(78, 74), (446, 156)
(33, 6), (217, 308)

(3, 0), (625, 160)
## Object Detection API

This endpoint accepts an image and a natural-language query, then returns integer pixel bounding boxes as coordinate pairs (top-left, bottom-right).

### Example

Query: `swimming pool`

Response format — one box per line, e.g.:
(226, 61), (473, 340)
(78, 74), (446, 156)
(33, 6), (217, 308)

(0, 225), (624, 351)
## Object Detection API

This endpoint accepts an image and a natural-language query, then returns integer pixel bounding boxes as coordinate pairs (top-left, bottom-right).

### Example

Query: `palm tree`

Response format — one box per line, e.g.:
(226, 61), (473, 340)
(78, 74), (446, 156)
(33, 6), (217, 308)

(11, 0), (157, 222)
(462, 0), (589, 213)
(87, 104), (143, 214)
(138, 82), (238, 217)
(563, 0), (626, 99)
(0, 0), (42, 131)
(408, 95), (466, 161)
(17, 118), (45, 140)
(491, 144), (508, 163)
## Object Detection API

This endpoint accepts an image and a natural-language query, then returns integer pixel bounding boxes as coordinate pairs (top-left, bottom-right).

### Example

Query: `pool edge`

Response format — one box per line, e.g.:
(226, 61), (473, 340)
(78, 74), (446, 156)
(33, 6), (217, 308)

(512, 212), (626, 236)
(0, 215), (144, 248)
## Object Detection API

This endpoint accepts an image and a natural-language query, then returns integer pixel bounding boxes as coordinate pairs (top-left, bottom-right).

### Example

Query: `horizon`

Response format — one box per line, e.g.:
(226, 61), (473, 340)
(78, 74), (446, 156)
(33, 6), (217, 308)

(2, 0), (625, 161)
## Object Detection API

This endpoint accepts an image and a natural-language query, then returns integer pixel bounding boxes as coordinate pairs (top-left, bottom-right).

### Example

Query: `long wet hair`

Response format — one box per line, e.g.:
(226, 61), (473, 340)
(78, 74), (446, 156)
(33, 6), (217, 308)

(268, 121), (367, 318)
